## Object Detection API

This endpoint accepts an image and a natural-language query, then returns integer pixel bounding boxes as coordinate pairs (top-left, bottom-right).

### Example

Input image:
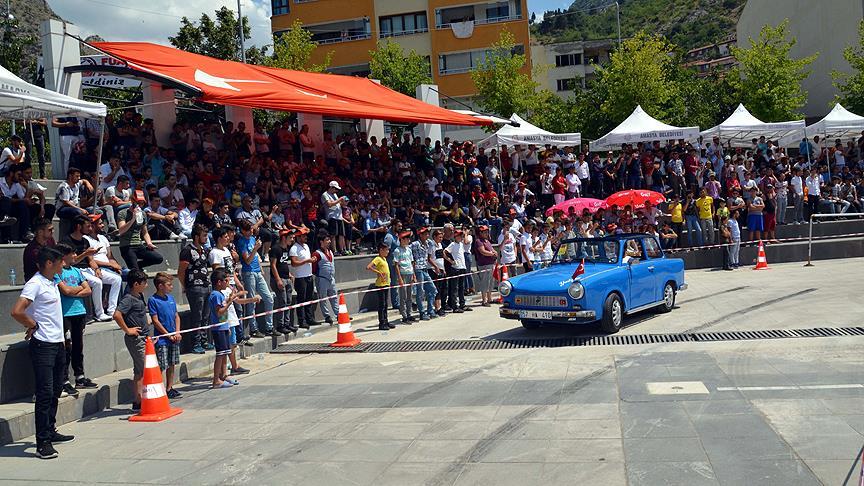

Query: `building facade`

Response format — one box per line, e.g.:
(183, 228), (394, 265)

(682, 35), (737, 78)
(531, 39), (615, 100)
(271, 0), (531, 104)
(737, 0), (864, 119)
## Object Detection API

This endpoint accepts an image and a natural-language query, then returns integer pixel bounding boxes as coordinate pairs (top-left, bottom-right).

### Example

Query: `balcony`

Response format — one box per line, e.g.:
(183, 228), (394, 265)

(436, 14), (522, 29)
(317, 33), (372, 45)
(309, 18), (372, 45)
(434, 1), (523, 29)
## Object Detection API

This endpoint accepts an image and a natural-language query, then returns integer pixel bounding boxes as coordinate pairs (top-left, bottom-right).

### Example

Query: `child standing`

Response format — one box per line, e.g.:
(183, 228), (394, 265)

(366, 243), (393, 331)
(209, 268), (258, 388)
(392, 230), (415, 323)
(147, 273), (182, 399)
(56, 244), (95, 398)
(114, 269), (150, 411)
(725, 210), (741, 269)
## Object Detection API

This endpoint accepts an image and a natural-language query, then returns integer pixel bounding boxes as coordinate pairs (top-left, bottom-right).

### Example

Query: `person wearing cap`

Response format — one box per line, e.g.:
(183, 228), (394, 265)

(321, 180), (349, 255)
(83, 214), (122, 322)
(383, 220), (403, 311)
(269, 228), (297, 334)
(392, 230), (416, 323)
(289, 226), (318, 328)
(313, 231), (339, 325)
(409, 227), (438, 320)
(117, 190), (164, 271)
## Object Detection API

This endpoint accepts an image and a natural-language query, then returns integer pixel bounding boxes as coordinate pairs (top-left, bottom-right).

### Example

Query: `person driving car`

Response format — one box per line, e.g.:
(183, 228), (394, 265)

(623, 239), (642, 264)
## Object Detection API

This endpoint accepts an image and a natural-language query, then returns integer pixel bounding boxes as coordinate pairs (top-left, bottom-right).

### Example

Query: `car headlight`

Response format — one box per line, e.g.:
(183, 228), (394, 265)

(567, 282), (584, 300)
(499, 281), (512, 297)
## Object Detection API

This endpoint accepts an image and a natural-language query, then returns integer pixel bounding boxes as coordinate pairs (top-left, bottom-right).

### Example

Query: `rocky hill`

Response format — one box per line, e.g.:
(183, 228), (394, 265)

(5, 0), (62, 77)
(533, 0), (745, 51)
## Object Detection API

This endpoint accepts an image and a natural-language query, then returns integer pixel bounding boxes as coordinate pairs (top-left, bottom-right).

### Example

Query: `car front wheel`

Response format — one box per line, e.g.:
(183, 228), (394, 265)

(657, 283), (675, 314)
(600, 293), (623, 334)
(521, 320), (541, 330)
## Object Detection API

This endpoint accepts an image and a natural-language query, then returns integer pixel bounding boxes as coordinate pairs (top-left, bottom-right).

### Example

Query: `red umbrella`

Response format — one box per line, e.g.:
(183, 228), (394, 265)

(545, 198), (607, 217)
(604, 190), (666, 210)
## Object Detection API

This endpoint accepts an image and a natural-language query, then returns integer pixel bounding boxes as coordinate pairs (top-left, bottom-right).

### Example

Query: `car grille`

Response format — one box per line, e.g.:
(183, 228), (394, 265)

(513, 294), (569, 308)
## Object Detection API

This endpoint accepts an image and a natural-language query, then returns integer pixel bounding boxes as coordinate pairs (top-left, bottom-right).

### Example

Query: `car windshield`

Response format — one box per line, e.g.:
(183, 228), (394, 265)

(554, 239), (620, 264)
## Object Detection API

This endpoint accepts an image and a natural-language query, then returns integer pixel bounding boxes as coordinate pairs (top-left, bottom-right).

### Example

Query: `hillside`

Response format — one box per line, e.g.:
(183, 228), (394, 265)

(4, 0), (62, 77)
(533, 0), (745, 51)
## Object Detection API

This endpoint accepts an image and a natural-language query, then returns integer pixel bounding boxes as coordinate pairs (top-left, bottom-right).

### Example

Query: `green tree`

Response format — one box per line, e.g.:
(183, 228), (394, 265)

(730, 20), (816, 121)
(833, 19), (864, 113)
(368, 40), (431, 96)
(0, 17), (36, 76)
(471, 30), (539, 119)
(267, 19), (333, 72)
(593, 31), (680, 125)
(528, 90), (581, 134)
(169, 6), (266, 63)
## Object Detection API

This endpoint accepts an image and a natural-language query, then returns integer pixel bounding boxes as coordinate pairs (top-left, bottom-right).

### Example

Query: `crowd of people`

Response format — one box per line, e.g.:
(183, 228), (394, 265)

(8, 111), (864, 459)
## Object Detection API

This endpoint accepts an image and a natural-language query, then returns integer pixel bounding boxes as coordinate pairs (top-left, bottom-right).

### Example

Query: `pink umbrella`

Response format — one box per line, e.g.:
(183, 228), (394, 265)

(605, 190), (666, 210)
(545, 198), (608, 217)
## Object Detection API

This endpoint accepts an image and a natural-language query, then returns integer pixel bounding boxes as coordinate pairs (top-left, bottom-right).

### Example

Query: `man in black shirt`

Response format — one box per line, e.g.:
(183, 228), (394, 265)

(269, 229), (296, 334)
(178, 224), (212, 354)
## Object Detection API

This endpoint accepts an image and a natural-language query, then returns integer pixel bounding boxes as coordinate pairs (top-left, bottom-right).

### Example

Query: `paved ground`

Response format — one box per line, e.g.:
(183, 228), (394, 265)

(1, 259), (863, 485)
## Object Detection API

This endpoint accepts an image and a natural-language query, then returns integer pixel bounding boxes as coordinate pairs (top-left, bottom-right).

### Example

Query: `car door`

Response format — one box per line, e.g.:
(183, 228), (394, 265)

(626, 238), (655, 309)
(641, 237), (664, 302)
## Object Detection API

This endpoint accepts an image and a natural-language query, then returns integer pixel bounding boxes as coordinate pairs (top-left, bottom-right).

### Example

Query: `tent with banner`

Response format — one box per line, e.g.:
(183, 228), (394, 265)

(91, 42), (490, 127)
(0, 64), (106, 119)
(779, 103), (864, 147)
(590, 105), (699, 151)
(697, 104), (805, 147)
(478, 114), (581, 149)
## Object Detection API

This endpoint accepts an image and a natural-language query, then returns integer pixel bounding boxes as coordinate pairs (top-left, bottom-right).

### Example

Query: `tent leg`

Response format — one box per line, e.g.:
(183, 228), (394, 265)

(91, 118), (105, 214)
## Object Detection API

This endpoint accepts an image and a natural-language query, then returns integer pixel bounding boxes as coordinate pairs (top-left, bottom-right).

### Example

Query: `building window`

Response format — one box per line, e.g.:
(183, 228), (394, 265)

(271, 0), (290, 15)
(486, 2), (510, 21)
(439, 45), (524, 75)
(555, 53), (582, 67)
(585, 54), (600, 65)
(380, 12), (428, 37)
(556, 78), (578, 91)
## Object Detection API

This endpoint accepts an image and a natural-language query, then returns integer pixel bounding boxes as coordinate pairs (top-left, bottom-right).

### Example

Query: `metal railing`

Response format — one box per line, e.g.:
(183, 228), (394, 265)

(316, 33), (372, 45)
(804, 212), (864, 266)
(379, 27), (429, 39)
(438, 66), (473, 75)
(436, 14), (522, 30)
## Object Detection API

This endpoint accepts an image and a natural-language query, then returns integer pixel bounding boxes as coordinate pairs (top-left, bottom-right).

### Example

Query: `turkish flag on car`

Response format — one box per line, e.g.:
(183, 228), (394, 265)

(572, 259), (585, 279)
(493, 263), (500, 281)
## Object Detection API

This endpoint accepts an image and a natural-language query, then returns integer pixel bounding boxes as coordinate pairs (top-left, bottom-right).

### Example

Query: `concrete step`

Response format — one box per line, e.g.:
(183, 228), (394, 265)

(678, 235), (864, 269)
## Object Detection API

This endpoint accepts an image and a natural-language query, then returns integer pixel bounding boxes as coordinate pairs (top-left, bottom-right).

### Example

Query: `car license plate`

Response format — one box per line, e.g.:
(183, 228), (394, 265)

(519, 310), (553, 320)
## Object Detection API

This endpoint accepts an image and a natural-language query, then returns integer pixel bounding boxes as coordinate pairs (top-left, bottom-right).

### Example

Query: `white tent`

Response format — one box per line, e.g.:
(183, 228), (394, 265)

(590, 105), (699, 151)
(698, 104), (804, 147)
(0, 64), (106, 119)
(779, 103), (864, 147)
(478, 114), (581, 149)
(451, 109), (513, 126)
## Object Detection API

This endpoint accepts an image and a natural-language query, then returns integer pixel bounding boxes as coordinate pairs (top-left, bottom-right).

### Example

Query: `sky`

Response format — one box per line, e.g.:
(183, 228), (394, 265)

(46, 0), (572, 48)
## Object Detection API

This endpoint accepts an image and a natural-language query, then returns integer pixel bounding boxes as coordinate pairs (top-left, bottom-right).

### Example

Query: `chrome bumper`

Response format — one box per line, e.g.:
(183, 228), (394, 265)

(499, 308), (597, 320)
(678, 283), (688, 291)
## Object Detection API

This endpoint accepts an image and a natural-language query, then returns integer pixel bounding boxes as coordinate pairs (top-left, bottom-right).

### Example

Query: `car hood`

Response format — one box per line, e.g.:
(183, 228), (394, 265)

(508, 262), (620, 292)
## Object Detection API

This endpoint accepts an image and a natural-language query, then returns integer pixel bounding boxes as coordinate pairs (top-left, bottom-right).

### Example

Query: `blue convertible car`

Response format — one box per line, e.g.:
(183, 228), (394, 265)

(499, 233), (687, 333)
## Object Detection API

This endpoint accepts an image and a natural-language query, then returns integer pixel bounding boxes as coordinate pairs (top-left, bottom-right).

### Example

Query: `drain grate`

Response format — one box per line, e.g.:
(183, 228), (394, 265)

(271, 326), (864, 354)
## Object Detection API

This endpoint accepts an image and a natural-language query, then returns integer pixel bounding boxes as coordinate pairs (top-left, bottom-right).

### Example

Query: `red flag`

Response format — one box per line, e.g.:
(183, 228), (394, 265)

(493, 263), (500, 281)
(572, 259), (585, 279)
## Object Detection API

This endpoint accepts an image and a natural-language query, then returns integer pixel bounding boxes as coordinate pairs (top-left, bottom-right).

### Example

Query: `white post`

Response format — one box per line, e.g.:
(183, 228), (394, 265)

(141, 82), (176, 147)
(360, 80), (385, 142)
(416, 84), (442, 142)
(297, 112), (325, 160)
(225, 105), (255, 155)
(41, 19), (82, 179)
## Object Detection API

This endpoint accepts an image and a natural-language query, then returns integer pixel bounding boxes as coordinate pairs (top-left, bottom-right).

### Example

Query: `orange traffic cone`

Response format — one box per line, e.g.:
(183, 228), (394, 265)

(129, 337), (183, 422)
(753, 240), (770, 270)
(331, 293), (361, 347)
(497, 265), (510, 304)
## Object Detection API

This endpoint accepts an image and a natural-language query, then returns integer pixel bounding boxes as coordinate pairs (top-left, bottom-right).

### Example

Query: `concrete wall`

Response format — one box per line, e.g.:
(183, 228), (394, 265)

(737, 0), (864, 119)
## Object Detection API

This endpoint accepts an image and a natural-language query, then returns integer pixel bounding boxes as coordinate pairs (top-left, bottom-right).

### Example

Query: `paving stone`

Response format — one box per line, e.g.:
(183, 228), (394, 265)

(690, 414), (777, 438)
(627, 461), (719, 486)
(419, 421), (495, 440)
(681, 399), (755, 417)
(710, 460), (820, 486)
(541, 462), (627, 485)
(397, 440), (478, 463)
(620, 403), (698, 439)
(783, 434), (864, 460)
(454, 462), (544, 486)
(766, 414), (862, 440)
(546, 439), (624, 463)
(804, 459), (861, 486)
(700, 436), (797, 463)
(373, 462), (455, 486)
(472, 439), (548, 463)
(623, 438), (709, 463)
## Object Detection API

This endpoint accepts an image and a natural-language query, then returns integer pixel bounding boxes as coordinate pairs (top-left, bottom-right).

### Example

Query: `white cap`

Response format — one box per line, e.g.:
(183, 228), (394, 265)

(329, 181), (341, 190)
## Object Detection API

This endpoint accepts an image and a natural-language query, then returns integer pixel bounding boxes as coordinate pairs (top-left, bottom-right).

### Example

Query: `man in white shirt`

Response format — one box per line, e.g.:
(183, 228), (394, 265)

(83, 214), (122, 320)
(0, 135), (26, 171)
(157, 174), (184, 210)
(565, 165), (582, 198)
(519, 220), (536, 273)
(56, 168), (93, 224)
(443, 230), (468, 313)
(98, 154), (126, 191)
(289, 227), (317, 328)
(178, 199), (199, 238)
(102, 174), (132, 234)
(524, 145), (539, 168)
(804, 169), (823, 219)
(789, 168), (805, 224)
(575, 154), (591, 192)
(12, 246), (74, 458)
(1, 165), (32, 241)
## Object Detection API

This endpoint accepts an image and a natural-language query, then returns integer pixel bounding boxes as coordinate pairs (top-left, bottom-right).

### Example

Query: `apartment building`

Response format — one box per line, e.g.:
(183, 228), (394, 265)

(682, 35), (737, 78)
(270, 0), (531, 104)
(531, 39), (615, 100)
